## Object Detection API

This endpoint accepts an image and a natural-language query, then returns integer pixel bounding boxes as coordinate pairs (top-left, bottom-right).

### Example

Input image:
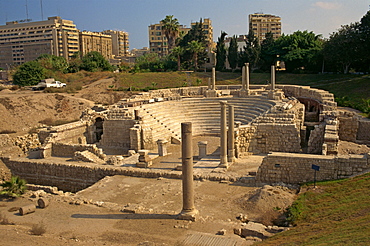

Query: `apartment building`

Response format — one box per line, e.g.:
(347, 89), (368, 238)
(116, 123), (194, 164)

(148, 23), (190, 56)
(249, 13), (281, 43)
(148, 18), (215, 57)
(79, 31), (113, 59)
(191, 18), (215, 52)
(0, 16), (79, 68)
(102, 30), (129, 57)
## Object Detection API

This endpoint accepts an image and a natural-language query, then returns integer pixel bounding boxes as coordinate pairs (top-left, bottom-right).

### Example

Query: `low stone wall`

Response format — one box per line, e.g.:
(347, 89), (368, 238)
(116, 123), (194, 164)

(1, 157), (237, 192)
(256, 152), (369, 184)
(357, 119), (370, 141)
(338, 110), (359, 142)
(51, 143), (105, 159)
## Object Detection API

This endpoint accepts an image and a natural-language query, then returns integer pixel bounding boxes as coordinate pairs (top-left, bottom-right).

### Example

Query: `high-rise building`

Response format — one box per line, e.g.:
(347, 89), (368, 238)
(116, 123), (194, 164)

(102, 30), (129, 57)
(249, 13), (281, 43)
(79, 31), (113, 59)
(0, 16), (79, 68)
(148, 23), (190, 56)
(148, 18), (215, 68)
(191, 18), (214, 52)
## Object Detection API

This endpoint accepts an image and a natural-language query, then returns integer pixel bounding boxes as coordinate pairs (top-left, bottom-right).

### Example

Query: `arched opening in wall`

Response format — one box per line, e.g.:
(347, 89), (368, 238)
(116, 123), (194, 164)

(297, 97), (321, 122)
(94, 117), (104, 142)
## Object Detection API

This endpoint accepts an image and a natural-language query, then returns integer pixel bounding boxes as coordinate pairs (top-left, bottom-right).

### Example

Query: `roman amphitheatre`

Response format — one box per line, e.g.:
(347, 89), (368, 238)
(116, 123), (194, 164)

(0, 70), (369, 246)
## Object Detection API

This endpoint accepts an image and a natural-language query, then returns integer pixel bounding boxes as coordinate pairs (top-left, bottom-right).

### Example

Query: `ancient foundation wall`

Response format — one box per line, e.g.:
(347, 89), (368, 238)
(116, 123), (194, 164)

(51, 143), (105, 159)
(337, 110), (370, 142)
(307, 123), (325, 154)
(39, 121), (89, 158)
(277, 85), (337, 111)
(256, 152), (369, 184)
(236, 123), (301, 155)
(338, 110), (359, 142)
(46, 121), (88, 144)
(357, 119), (370, 141)
(0, 158), (188, 192)
(99, 119), (136, 152)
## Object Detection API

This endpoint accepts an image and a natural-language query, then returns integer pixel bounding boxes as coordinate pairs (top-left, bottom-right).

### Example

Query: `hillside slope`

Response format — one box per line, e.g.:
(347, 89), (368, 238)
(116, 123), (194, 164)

(258, 172), (370, 245)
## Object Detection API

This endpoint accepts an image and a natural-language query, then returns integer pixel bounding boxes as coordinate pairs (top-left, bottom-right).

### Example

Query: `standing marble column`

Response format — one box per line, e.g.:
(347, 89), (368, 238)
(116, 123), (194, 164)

(271, 65), (276, 91)
(245, 63), (250, 92)
(241, 65), (246, 91)
(179, 122), (198, 221)
(212, 67), (216, 90)
(228, 105), (235, 163)
(219, 101), (228, 167)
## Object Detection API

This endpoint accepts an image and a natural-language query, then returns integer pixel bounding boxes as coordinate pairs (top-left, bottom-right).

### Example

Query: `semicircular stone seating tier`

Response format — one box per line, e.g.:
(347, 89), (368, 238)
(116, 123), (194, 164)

(136, 96), (276, 142)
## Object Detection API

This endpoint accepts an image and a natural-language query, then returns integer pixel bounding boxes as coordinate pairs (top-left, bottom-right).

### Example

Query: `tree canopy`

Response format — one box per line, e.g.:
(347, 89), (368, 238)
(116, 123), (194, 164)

(227, 35), (238, 71)
(161, 15), (180, 52)
(80, 51), (113, 72)
(215, 31), (228, 71)
(13, 60), (45, 86)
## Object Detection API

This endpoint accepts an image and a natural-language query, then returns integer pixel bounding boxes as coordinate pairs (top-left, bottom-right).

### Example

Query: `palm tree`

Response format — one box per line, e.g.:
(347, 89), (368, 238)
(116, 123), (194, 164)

(161, 15), (180, 53)
(171, 46), (184, 71)
(0, 176), (27, 198)
(187, 40), (205, 71)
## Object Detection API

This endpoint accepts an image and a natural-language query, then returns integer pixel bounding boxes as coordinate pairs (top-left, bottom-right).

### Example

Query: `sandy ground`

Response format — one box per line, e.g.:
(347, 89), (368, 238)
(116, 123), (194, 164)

(0, 174), (297, 246)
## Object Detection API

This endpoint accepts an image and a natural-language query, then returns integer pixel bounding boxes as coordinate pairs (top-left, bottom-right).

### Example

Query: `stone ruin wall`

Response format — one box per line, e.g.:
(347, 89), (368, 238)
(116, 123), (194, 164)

(51, 143), (105, 159)
(0, 133), (41, 157)
(337, 110), (370, 142)
(307, 123), (326, 154)
(236, 123), (301, 155)
(1, 157), (235, 192)
(39, 121), (88, 158)
(256, 152), (370, 184)
(99, 119), (136, 152)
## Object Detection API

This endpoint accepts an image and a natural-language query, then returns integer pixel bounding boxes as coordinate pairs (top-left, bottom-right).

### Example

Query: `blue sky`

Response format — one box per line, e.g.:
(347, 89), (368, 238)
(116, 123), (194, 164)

(1, 0), (369, 49)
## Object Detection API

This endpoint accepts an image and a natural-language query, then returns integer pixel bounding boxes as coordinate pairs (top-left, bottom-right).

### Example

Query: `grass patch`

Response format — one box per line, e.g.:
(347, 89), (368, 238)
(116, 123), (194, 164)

(258, 173), (370, 245)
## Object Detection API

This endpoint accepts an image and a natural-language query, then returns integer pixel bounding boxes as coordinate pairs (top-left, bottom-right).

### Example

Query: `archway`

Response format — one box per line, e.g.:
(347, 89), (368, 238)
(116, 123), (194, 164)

(94, 117), (104, 142)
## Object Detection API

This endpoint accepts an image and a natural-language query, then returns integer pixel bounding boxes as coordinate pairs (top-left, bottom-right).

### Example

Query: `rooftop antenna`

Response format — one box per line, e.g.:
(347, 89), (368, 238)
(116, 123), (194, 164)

(25, 0), (29, 20)
(40, 0), (44, 20)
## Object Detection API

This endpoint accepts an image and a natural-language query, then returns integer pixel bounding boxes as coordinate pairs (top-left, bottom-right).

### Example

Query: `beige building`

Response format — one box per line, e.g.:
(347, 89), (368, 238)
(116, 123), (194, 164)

(0, 16), (79, 68)
(191, 18), (215, 52)
(249, 13), (281, 43)
(79, 31), (113, 59)
(148, 18), (215, 67)
(148, 23), (190, 56)
(102, 30), (129, 57)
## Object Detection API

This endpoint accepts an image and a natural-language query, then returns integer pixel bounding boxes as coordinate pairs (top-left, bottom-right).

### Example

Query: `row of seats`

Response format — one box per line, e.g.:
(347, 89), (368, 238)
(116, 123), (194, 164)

(136, 96), (276, 141)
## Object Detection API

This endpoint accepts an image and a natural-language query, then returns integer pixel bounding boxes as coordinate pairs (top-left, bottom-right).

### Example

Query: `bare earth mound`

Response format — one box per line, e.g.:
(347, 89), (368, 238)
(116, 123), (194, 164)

(0, 91), (94, 135)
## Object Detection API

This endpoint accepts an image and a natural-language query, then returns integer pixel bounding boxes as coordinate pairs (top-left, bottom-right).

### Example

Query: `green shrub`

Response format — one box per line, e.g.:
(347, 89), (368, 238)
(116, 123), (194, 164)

(0, 176), (27, 198)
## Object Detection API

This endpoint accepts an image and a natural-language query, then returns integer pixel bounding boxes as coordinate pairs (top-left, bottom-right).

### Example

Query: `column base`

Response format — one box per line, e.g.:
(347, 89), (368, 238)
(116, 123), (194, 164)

(178, 209), (199, 221)
(204, 90), (218, 97)
(218, 162), (229, 169)
(238, 90), (250, 97)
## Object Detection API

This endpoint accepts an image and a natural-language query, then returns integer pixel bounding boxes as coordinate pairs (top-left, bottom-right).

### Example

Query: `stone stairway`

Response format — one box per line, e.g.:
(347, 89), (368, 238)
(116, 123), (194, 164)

(73, 150), (106, 164)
